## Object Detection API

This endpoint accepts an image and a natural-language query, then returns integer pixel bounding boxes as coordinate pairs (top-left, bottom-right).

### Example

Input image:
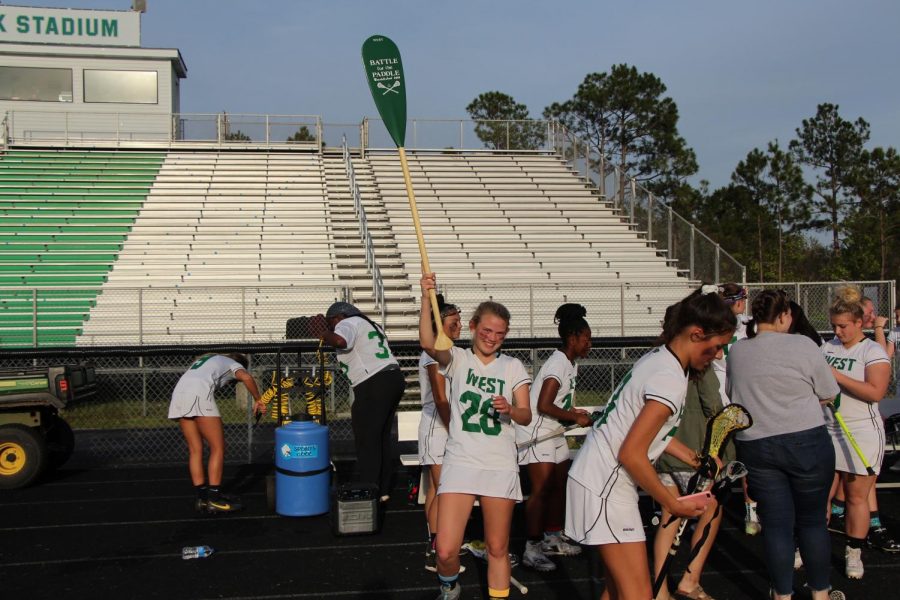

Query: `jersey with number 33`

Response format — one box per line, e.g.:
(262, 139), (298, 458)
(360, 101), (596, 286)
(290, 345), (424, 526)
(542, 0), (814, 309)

(333, 316), (399, 387)
(569, 346), (688, 504)
(443, 346), (532, 471)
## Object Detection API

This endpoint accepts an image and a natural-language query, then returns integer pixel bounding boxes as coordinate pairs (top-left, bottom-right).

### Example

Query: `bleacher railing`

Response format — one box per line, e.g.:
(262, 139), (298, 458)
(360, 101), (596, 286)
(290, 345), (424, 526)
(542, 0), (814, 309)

(343, 138), (386, 325)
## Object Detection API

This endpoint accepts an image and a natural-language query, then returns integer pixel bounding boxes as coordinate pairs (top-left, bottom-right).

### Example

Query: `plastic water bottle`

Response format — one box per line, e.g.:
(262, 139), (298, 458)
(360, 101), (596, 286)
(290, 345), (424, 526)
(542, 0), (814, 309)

(182, 545), (214, 560)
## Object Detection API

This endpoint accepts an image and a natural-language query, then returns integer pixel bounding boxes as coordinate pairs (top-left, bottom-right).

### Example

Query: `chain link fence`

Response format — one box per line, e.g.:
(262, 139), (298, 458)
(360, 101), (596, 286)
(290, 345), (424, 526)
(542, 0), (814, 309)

(2, 280), (895, 468)
(0, 339), (655, 467)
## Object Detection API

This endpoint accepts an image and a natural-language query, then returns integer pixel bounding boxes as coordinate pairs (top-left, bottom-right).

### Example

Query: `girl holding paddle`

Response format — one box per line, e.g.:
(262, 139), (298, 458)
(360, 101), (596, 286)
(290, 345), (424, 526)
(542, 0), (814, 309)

(420, 272), (532, 600)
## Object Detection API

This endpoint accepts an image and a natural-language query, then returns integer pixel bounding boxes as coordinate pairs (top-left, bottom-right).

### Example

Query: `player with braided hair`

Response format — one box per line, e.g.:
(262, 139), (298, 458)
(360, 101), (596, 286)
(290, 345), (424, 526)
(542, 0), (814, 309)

(516, 303), (593, 573)
(566, 284), (735, 600)
(311, 302), (406, 501)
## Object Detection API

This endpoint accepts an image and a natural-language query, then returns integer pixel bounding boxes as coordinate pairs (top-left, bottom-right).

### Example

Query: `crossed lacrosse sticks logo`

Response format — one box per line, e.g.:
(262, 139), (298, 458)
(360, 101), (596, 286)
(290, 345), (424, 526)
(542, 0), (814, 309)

(377, 80), (401, 95)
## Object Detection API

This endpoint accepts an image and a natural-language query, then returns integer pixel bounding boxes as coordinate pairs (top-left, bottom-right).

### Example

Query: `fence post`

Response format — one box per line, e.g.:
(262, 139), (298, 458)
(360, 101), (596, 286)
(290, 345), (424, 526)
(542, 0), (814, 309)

(138, 288), (143, 346)
(413, 119), (417, 149)
(241, 287), (247, 342)
(620, 284), (625, 336)
(506, 121), (510, 150)
(690, 225), (696, 280)
(141, 354), (148, 417)
(529, 285), (534, 337)
(265, 115), (270, 145)
(317, 116), (323, 152)
(668, 206), (674, 261)
(32, 288), (37, 347)
(648, 193), (654, 242)
(459, 120), (464, 149)
(715, 244), (721, 283)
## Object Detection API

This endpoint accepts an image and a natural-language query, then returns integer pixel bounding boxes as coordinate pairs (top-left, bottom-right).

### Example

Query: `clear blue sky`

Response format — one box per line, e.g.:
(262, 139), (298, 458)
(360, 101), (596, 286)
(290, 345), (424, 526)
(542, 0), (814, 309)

(7, 1), (900, 188)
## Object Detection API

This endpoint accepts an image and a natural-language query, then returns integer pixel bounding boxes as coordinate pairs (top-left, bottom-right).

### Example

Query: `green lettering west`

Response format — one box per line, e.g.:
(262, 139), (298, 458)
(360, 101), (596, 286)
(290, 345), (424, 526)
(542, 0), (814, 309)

(497, 380), (505, 395)
(465, 369), (479, 387)
(485, 378), (496, 394)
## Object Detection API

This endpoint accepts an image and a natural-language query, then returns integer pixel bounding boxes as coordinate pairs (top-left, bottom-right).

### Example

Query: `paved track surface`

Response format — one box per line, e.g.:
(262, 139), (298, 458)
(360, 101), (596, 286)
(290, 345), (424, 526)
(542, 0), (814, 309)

(2, 459), (899, 599)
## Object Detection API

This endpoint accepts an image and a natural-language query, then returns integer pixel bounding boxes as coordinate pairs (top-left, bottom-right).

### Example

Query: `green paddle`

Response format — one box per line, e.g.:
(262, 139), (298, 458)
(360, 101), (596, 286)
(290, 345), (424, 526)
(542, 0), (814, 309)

(362, 34), (452, 351)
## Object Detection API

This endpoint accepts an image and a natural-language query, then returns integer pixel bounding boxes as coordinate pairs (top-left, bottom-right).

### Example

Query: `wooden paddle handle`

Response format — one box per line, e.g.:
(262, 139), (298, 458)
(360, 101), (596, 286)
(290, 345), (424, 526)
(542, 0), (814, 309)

(398, 147), (452, 350)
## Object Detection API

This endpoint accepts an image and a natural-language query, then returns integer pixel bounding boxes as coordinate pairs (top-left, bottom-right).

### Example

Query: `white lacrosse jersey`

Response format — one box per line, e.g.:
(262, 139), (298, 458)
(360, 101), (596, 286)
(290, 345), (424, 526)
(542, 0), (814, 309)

(887, 326), (900, 350)
(516, 350), (578, 443)
(712, 315), (749, 405)
(173, 355), (244, 397)
(442, 346), (532, 471)
(822, 337), (889, 425)
(418, 350), (449, 421)
(333, 316), (399, 387)
(569, 346), (688, 504)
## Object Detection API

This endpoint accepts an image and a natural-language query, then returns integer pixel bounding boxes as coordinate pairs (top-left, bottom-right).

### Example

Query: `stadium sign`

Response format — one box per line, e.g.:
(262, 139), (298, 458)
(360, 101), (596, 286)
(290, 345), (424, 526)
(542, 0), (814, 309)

(0, 6), (140, 47)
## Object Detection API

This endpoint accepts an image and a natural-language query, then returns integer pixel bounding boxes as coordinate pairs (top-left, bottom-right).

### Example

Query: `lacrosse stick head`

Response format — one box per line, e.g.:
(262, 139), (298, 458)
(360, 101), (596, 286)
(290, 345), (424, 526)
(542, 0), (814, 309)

(721, 460), (748, 481)
(702, 404), (752, 458)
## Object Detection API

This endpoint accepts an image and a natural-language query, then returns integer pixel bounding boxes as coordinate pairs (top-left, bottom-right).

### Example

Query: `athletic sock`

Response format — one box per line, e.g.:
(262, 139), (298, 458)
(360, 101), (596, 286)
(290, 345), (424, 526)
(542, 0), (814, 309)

(832, 499), (846, 516)
(527, 535), (542, 544)
(870, 511), (882, 529)
(438, 573), (459, 590)
(195, 484), (208, 500)
(846, 536), (865, 550)
(488, 587), (510, 599)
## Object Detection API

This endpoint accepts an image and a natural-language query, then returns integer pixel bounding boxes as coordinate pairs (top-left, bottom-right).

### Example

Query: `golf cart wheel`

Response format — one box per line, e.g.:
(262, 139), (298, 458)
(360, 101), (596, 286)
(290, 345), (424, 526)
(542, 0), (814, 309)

(0, 424), (48, 490)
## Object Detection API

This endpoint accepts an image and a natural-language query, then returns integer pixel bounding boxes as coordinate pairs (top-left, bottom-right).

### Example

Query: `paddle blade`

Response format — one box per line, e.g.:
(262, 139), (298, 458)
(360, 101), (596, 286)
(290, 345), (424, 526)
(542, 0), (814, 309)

(362, 34), (407, 147)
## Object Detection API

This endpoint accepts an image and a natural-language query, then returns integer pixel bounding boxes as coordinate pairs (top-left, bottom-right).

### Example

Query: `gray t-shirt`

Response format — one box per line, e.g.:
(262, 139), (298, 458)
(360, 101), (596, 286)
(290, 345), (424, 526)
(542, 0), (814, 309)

(726, 332), (840, 441)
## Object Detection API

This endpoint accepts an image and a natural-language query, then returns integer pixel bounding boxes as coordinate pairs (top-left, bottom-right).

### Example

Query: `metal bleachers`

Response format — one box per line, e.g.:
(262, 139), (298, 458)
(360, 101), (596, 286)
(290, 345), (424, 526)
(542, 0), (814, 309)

(77, 150), (345, 345)
(2, 146), (697, 347)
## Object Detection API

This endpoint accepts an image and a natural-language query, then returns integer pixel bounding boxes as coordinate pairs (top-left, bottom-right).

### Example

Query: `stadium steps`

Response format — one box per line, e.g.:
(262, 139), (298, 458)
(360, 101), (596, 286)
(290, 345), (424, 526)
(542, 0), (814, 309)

(322, 155), (417, 335)
(0, 149), (165, 348)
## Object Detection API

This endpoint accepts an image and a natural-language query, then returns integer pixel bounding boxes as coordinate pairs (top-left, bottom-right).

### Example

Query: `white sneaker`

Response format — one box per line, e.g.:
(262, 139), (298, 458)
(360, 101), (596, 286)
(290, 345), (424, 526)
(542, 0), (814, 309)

(436, 583), (461, 600)
(794, 548), (803, 570)
(745, 502), (762, 536)
(523, 541), (557, 572)
(541, 531), (583, 556)
(845, 546), (864, 579)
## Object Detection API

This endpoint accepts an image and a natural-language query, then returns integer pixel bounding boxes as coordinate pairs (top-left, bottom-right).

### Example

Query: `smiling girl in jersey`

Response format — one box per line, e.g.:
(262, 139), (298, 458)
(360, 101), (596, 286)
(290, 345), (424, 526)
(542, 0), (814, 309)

(419, 294), (463, 571)
(566, 285), (736, 600)
(420, 273), (532, 600)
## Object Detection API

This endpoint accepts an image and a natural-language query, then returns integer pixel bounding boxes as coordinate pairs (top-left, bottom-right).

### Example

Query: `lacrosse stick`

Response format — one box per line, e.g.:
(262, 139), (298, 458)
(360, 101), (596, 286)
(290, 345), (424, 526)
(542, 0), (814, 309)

(652, 404), (752, 597)
(827, 401), (875, 475)
(682, 461), (749, 568)
(516, 411), (602, 451)
(462, 540), (528, 595)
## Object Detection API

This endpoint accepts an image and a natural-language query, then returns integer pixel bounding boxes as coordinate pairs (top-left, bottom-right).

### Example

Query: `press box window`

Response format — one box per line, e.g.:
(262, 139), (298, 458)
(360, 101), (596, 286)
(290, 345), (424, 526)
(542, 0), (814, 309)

(84, 70), (158, 104)
(0, 66), (73, 102)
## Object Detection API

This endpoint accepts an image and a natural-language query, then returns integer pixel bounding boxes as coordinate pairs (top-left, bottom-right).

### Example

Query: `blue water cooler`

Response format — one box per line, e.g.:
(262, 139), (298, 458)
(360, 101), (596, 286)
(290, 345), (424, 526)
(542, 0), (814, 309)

(274, 420), (330, 516)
